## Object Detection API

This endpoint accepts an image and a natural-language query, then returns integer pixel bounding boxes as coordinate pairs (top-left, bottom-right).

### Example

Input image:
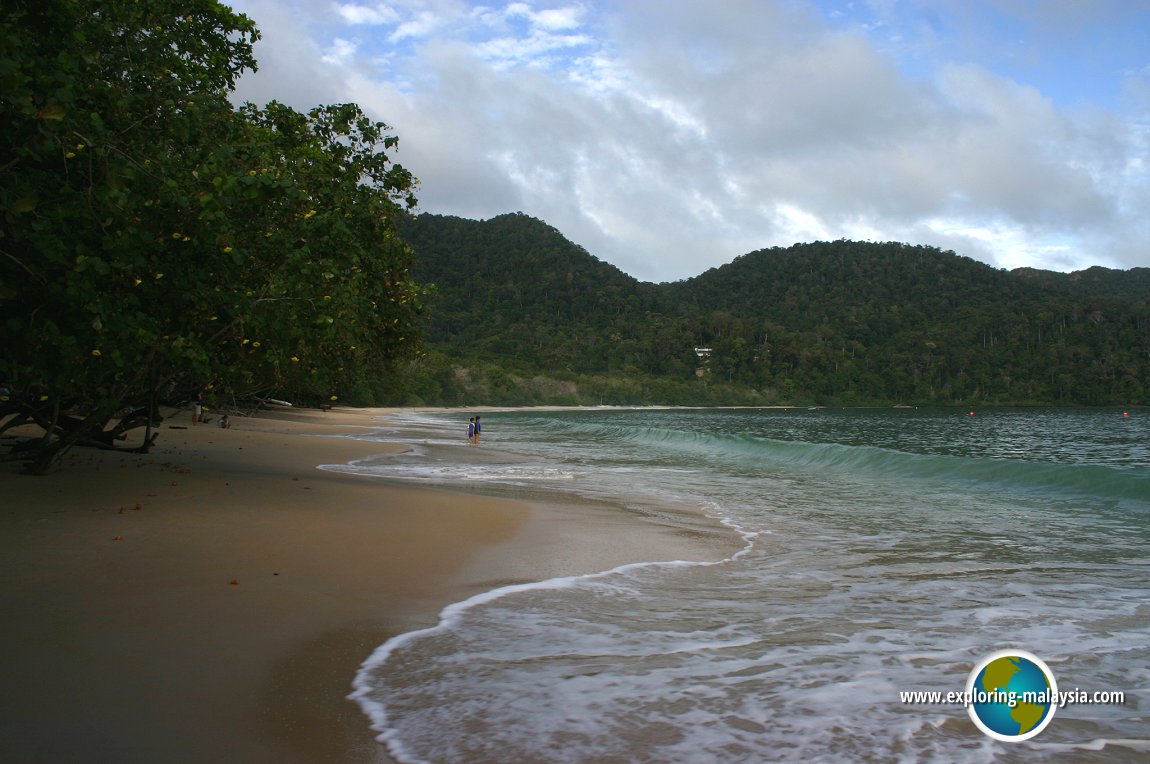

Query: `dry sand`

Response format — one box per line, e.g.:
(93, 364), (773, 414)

(0, 406), (738, 763)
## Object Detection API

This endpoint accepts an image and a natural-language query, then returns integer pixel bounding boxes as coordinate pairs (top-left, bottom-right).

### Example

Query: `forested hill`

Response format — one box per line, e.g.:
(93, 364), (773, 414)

(398, 212), (1149, 406)
(403, 213), (675, 373)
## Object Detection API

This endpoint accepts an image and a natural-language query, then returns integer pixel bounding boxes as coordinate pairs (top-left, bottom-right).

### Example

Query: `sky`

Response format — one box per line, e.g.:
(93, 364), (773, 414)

(226, 0), (1150, 283)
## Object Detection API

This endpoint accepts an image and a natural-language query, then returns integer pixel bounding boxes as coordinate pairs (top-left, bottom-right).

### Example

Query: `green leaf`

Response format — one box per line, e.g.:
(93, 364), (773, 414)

(10, 195), (38, 213)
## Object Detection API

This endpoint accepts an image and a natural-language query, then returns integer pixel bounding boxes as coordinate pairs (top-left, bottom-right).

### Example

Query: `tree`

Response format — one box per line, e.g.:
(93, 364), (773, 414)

(1, 0), (425, 472)
(188, 100), (426, 403)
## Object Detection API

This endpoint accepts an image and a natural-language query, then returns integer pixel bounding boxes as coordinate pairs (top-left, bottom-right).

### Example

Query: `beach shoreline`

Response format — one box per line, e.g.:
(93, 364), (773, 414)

(0, 405), (740, 763)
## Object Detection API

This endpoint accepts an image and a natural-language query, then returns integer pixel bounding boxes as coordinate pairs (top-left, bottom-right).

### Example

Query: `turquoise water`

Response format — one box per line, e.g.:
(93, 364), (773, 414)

(332, 407), (1150, 762)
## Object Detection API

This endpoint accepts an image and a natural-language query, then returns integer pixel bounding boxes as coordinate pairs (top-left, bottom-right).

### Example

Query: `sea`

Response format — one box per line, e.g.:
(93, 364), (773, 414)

(324, 407), (1149, 763)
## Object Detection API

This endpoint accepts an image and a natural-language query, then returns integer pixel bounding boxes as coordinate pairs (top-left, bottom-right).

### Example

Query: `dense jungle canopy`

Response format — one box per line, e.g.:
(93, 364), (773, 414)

(1, 0), (425, 472)
(400, 213), (1149, 408)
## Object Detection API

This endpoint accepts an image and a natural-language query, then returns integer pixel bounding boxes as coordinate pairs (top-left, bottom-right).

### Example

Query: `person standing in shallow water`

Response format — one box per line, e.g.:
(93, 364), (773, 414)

(467, 417), (476, 444)
(474, 416), (481, 444)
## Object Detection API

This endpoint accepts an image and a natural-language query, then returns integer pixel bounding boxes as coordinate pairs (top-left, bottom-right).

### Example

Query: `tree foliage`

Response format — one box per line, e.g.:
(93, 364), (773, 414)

(1, 0), (425, 471)
(403, 214), (1150, 408)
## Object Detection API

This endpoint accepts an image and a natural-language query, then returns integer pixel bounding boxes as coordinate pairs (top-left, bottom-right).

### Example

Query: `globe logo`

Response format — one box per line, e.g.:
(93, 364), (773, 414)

(966, 650), (1058, 741)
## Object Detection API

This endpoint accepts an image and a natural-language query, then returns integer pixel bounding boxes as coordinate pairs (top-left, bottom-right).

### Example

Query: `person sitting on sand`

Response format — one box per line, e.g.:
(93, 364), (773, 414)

(218, 414), (231, 429)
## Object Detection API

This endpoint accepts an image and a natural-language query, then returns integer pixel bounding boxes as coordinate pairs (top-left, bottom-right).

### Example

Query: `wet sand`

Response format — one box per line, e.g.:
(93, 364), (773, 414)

(0, 406), (737, 763)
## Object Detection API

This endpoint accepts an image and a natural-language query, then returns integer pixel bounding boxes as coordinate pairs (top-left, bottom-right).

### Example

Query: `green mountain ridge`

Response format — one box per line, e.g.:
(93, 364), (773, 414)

(396, 212), (1149, 407)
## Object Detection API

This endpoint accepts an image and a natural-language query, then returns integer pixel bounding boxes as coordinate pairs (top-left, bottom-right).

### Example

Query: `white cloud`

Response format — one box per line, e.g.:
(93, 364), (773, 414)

(505, 3), (585, 31)
(476, 30), (594, 70)
(337, 3), (400, 25)
(773, 204), (834, 243)
(531, 6), (584, 31)
(226, 0), (1150, 280)
(391, 10), (444, 41)
(321, 37), (359, 66)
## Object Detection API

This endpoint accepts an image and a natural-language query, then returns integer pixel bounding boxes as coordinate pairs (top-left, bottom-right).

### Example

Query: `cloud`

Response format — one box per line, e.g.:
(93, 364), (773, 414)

(321, 37), (359, 66)
(391, 10), (444, 42)
(506, 2), (584, 31)
(227, 0), (1150, 280)
(336, 3), (400, 25)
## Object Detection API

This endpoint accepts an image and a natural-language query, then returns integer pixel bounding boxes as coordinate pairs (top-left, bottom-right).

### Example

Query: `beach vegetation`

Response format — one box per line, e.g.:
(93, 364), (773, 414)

(0, 0), (426, 472)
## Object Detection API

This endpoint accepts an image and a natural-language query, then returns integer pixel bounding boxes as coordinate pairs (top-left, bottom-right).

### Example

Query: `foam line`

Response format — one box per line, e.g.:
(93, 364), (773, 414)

(348, 518), (756, 764)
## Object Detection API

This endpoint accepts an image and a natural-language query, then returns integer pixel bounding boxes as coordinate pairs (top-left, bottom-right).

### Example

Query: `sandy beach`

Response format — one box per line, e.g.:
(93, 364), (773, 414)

(0, 406), (738, 763)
